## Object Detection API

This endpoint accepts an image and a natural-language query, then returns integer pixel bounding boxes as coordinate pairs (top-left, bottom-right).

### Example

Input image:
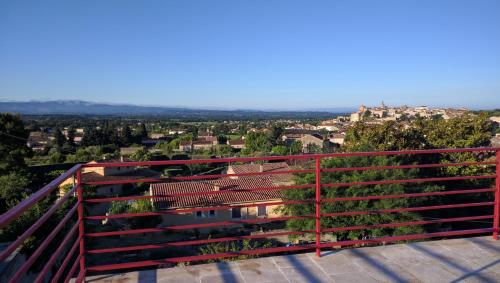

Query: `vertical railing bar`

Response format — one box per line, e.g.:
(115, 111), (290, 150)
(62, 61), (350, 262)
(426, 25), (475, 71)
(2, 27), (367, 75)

(76, 168), (86, 280)
(493, 150), (500, 240)
(76, 268), (86, 283)
(315, 157), (321, 257)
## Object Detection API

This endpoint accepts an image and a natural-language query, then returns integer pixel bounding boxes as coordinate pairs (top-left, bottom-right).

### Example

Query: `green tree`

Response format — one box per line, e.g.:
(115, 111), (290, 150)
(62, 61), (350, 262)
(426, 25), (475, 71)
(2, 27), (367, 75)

(0, 172), (30, 213)
(267, 125), (284, 146)
(47, 149), (65, 164)
(217, 135), (228, 145)
(362, 110), (372, 120)
(242, 132), (271, 155)
(66, 126), (76, 147)
(130, 148), (152, 161)
(271, 145), (289, 156)
(81, 127), (99, 146)
(139, 123), (148, 139)
(284, 154), (442, 241)
(0, 113), (31, 174)
(215, 144), (233, 156)
(122, 125), (134, 146)
(53, 128), (66, 148)
(289, 140), (303, 155)
(199, 239), (276, 263)
(65, 146), (105, 163)
(343, 121), (426, 152)
(108, 196), (161, 229)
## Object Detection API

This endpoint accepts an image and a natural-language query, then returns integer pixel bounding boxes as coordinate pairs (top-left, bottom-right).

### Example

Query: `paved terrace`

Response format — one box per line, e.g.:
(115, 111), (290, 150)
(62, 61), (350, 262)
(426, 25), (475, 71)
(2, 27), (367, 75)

(84, 236), (499, 283)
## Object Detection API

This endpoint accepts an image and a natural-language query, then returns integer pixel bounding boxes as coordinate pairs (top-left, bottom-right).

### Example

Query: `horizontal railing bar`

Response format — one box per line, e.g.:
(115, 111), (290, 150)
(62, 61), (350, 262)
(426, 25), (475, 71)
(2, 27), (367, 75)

(86, 228), (493, 273)
(86, 244), (316, 272)
(86, 215), (493, 255)
(0, 185), (77, 262)
(320, 228), (493, 248)
(8, 202), (79, 283)
(81, 161), (495, 186)
(168, 169), (313, 181)
(86, 215), (314, 237)
(0, 164), (81, 229)
(63, 254), (82, 283)
(51, 236), (81, 283)
(322, 175), (496, 188)
(86, 200), (312, 220)
(34, 220), (80, 283)
(87, 231), (311, 254)
(321, 188), (494, 203)
(82, 147), (499, 168)
(86, 201), (494, 237)
(321, 215), (493, 233)
(85, 184), (314, 203)
(321, 202), (494, 217)
(322, 161), (496, 173)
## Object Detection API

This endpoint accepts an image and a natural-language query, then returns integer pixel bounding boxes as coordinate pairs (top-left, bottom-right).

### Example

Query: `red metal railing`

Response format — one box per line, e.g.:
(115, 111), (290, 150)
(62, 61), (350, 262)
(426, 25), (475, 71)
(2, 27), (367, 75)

(0, 147), (499, 282)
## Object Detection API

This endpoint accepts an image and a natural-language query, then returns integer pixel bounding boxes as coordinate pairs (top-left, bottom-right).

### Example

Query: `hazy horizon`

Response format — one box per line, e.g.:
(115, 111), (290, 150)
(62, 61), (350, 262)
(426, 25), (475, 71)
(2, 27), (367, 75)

(1, 1), (499, 109)
(2, 99), (495, 112)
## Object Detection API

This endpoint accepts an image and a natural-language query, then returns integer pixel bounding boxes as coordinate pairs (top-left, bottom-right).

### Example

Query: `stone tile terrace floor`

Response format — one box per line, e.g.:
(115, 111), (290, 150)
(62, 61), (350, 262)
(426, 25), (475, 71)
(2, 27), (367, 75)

(85, 236), (500, 283)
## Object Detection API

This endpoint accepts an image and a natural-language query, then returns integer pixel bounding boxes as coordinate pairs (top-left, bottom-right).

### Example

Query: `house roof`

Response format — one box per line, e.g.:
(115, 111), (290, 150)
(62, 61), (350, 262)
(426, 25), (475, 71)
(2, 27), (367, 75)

(283, 129), (321, 135)
(150, 177), (283, 209)
(301, 134), (323, 141)
(204, 136), (218, 142)
(330, 133), (345, 139)
(193, 140), (213, 145)
(228, 162), (293, 183)
(228, 139), (245, 145)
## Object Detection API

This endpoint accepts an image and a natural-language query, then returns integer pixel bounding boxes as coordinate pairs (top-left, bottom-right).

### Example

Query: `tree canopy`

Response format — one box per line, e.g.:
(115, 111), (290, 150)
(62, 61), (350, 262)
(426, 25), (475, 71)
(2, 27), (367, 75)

(0, 113), (31, 174)
(284, 114), (495, 241)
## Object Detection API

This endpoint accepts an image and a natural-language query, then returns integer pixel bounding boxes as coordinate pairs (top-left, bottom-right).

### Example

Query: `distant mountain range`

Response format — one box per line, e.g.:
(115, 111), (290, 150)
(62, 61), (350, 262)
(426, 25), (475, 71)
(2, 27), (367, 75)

(0, 100), (354, 119)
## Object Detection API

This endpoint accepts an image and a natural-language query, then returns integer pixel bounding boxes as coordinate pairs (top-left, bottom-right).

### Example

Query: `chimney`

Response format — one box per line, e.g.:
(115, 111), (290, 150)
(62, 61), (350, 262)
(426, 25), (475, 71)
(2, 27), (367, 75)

(214, 184), (220, 191)
(259, 164), (264, 173)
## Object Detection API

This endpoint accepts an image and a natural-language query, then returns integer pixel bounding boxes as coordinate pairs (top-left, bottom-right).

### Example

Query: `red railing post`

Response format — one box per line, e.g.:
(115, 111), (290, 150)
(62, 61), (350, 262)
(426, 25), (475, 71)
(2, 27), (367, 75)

(494, 150), (500, 240)
(315, 157), (321, 257)
(76, 168), (86, 280)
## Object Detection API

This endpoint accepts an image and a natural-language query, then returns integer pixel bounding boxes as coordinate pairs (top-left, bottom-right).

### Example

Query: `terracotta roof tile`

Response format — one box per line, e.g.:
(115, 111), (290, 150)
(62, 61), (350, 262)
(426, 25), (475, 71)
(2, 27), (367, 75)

(228, 162), (293, 183)
(150, 177), (284, 209)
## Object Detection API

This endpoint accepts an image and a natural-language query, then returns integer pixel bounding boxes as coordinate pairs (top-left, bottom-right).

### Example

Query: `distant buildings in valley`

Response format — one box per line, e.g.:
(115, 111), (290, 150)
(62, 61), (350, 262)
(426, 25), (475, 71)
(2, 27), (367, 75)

(283, 103), (472, 150)
(23, 103), (481, 156)
(350, 102), (468, 123)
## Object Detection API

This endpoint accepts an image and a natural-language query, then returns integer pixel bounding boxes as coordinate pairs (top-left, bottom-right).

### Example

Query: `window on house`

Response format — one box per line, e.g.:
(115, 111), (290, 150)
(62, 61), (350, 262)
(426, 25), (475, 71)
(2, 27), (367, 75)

(257, 205), (267, 217)
(195, 211), (203, 218)
(208, 210), (216, 217)
(231, 208), (242, 219)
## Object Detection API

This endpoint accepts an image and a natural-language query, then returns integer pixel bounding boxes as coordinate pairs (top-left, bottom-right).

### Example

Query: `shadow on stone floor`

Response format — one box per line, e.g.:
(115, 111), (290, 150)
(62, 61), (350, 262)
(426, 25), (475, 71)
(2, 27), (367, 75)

(215, 261), (240, 283)
(284, 255), (324, 282)
(408, 241), (498, 283)
(349, 248), (408, 283)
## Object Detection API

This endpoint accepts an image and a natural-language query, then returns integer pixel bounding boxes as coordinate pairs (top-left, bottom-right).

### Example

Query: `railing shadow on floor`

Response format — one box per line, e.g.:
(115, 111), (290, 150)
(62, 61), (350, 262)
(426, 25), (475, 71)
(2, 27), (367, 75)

(349, 248), (408, 283)
(215, 261), (241, 283)
(283, 254), (324, 282)
(408, 241), (498, 283)
(138, 269), (157, 283)
(467, 237), (500, 253)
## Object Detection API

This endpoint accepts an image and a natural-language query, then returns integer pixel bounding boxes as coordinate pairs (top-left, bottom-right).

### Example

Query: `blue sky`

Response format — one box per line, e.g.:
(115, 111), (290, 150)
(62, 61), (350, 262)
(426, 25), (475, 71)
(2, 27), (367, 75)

(0, 0), (499, 110)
